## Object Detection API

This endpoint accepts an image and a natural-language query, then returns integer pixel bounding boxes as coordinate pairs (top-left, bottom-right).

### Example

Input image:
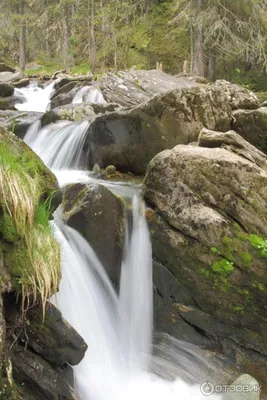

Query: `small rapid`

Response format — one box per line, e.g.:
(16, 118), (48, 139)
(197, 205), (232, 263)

(14, 81), (55, 112)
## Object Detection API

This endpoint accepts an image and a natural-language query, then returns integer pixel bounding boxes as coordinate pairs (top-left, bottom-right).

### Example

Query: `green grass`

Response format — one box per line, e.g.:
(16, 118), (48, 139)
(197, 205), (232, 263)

(0, 137), (61, 313)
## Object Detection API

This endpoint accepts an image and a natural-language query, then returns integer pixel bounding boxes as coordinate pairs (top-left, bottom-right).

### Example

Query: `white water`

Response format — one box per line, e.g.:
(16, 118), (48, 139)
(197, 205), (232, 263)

(52, 199), (221, 400)
(21, 84), (223, 400)
(14, 81), (55, 112)
(24, 120), (90, 170)
(72, 85), (106, 104)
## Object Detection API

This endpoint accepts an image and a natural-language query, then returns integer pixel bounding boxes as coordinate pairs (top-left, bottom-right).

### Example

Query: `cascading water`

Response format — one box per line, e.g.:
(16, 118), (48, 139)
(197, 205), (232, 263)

(14, 81), (55, 112)
(52, 198), (222, 400)
(24, 120), (90, 171)
(72, 86), (106, 104)
(22, 84), (223, 400)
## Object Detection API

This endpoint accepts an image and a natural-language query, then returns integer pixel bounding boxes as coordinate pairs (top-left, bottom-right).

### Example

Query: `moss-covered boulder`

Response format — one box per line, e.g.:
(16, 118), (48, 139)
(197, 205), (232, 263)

(62, 183), (124, 282)
(233, 107), (267, 154)
(143, 135), (267, 387)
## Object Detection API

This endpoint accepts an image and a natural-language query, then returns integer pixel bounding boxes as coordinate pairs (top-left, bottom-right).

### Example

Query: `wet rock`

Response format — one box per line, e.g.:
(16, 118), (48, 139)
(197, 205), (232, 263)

(214, 80), (260, 110)
(62, 183), (124, 282)
(85, 85), (231, 174)
(4, 295), (87, 366)
(50, 81), (83, 108)
(0, 97), (15, 110)
(0, 110), (43, 138)
(45, 102), (120, 122)
(13, 78), (30, 88)
(9, 343), (76, 400)
(232, 107), (267, 154)
(0, 82), (14, 97)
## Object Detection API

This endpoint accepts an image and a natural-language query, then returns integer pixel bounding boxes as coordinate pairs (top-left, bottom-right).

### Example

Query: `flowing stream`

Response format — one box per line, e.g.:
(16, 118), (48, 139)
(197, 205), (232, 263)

(22, 85), (223, 400)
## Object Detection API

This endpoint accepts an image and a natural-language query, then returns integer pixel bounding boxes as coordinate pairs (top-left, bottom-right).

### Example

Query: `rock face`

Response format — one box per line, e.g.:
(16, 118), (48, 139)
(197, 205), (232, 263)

(62, 183), (124, 282)
(143, 133), (267, 389)
(233, 107), (267, 154)
(85, 85), (231, 174)
(4, 294), (87, 400)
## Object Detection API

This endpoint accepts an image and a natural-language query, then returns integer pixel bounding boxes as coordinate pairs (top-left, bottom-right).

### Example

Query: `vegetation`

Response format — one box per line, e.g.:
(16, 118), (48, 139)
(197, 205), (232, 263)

(1, 0), (267, 87)
(0, 137), (61, 313)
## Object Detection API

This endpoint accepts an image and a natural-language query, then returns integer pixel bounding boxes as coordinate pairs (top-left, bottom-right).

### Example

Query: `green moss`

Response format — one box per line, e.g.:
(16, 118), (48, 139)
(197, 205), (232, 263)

(211, 259), (234, 276)
(210, 246), (220, 254)
(241, 252), (252, 267)
(229, 304), (244, 312)
(247, 234), (267, 257)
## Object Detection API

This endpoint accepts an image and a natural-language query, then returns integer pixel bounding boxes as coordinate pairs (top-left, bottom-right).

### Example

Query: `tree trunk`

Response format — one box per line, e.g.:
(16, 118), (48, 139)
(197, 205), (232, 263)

(89, 0), (96, 73)
(19, 0), (26, 74)
(207, 50), (216, 81)
(190, 0), (204, 77)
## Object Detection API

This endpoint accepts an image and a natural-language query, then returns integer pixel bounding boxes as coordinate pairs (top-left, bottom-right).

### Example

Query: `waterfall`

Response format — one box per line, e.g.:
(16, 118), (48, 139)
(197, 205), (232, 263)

(21, 84), (222, 400)
(72, 86), (106, 104)
(52, 198), (222, 400)
(24, 120), (90, 171)
(14, 81), (55, 112)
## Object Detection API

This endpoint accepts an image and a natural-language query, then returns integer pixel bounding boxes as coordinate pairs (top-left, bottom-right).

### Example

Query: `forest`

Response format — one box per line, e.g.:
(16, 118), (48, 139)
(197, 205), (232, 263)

(1, 0), (267, 91)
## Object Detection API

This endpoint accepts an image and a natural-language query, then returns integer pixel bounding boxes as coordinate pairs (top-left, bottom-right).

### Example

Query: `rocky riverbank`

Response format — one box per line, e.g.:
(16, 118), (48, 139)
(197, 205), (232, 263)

(1, 64), (267, 397)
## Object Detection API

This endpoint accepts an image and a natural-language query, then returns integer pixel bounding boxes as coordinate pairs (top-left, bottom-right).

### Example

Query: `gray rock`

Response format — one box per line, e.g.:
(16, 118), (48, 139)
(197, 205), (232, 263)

(0, 63), (15, 73)
(214, 79), (259, 110)
(4, 296), (87, 366)
(233, 107), (267, 154)
(62, 183), (125, 282)
(9, 343), (76, 400)
(198, 128), (267, 168)
(0, 110), (43, 138)
(0, 71), (21, 83)
(100, 69), (202, 107)
(143, 143), (267, 389)
(84, 85), (231, 174)
(222, 374), (260, 400)
(0, 82), (14, 97)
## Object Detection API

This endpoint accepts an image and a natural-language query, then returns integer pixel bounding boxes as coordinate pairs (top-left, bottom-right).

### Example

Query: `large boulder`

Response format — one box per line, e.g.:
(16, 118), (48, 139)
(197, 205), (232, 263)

(214, 80), (260, 110)
(100, 69), (201, 107)
(143, 135), (267, 389)
(85, 85), (231, 174)
(62, 183), (124, 282)
(232, 107), (267, 154)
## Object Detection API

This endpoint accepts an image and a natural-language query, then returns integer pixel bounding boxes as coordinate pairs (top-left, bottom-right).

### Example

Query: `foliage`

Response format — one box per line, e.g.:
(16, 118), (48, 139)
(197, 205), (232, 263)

(0, 0), (267, 81)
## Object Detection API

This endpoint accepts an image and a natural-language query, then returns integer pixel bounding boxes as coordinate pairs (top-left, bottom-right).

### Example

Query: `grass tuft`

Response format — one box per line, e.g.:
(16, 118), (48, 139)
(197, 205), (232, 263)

(0, 139), (61, 315)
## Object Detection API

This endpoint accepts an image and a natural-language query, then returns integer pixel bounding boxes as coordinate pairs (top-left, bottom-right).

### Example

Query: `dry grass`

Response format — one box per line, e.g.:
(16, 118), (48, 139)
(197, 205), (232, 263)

(0, 142), (61, 314)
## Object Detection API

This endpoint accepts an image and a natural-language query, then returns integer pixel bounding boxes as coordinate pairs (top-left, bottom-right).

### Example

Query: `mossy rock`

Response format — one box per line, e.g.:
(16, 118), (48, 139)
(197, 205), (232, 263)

(0, 128), (62, 306)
